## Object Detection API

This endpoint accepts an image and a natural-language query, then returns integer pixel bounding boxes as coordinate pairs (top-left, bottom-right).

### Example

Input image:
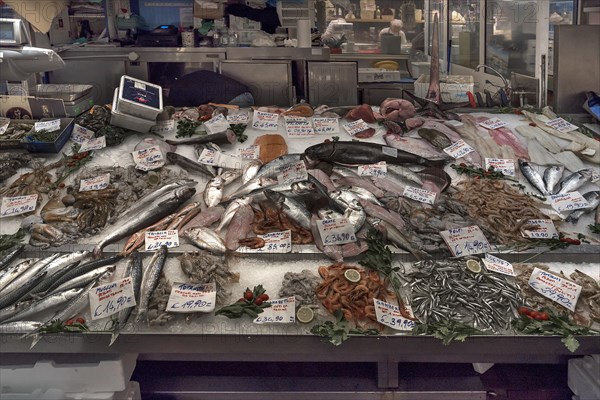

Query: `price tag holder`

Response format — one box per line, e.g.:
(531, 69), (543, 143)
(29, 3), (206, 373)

(485, 158), (515, 177)
(89, 277), (136, 320)
(443, 139), (475, 159)
(528, 267), (582, 311)
(166, 282), (216, 313)
(479, 117), (509, 130)
(204, 114), (230, 134)
(382, 146), (398, 157)
(253, 296), (296, 324)
(35, 119), (60, 132)
(227, 113), (250, 124)
(343, 119), (370, 136)
(71, 124), (95, 144)
(284, 116), (315, 137)
(237, 145), (260, 160)
(79, 173), (110, 192)
(151, 119), (175, 134)
(252, 110), (279, 131)
(312, 117), (339, 134)
(132, 146), (165, 171)
(317, 218), (357, 245)
(238, 230), (292, 254)
(545, 117), (579, 133)
(549, 192), (590, 213)
(520, 219), (560, 239)
(79, 136), (106, 153)
(357, 161), (387, 177)
(439, 225), (492, 257)
(1, 194), (38, 217)
(402, 186), (437, 205)
(277, 160), (308, 185)
(144, 230), (180, 251)
(374, 299), (416, 331)
(482, 254), (515, 276)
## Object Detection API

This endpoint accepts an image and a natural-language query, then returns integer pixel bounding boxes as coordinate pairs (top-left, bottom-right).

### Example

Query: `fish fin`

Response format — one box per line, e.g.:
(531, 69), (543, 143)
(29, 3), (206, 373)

(109, 330), (120, 347)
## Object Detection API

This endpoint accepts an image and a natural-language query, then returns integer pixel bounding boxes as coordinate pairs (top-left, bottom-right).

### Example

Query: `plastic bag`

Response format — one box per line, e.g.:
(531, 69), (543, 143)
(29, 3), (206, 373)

(251, 31), (276, 47)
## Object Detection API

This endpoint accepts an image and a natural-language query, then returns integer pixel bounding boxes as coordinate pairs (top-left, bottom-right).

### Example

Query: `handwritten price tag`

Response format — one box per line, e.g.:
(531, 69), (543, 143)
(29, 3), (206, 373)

(79, 136), (106, 153)
(1, 194), (38, 217)
(71, 124), (95, 144)
(237, 145), (260, 160)
(343, 119), (370, 136)
(35, 119), (60, 132)
(485, 158), (515, 177)
(238, 230), (292, 254)
(166, 282), (216, 313)
(358, 161), (387, 177)
(382, 146), (398, 157)
(528, 267), (582, 311)
(89, 277), (136, 320)
(151, 119), (175, 134)
(439, 225), (492, 257)
(479, 117), (508, 130)
(198, 148), (244, 169)
(252, 110), (279, 131)
(253, 296), (296, 324)
(545, 117), (579, 133)
(312, 117), (339, 134)
(402, 186), (437, 205)
(443, 139), (475, 159)
(144, 230), (180, 251)
(227, 113), (249, 124)
(79, 173), (110, 192)
(317, 218), (357, 245)
(521, 219), (560, 240)
(204, 113), (230, 134)
(549, 192), (590, 213)
(482, 254), (515, 276)
(285, 116), (315, 137)
(132, 146), (164, 171)
(277, 160), (308, 185)
(374, 299), (416, 331)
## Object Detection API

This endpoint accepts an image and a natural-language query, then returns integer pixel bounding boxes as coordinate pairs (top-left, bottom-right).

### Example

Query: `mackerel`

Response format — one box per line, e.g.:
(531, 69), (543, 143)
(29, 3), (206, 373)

(518, 160), (550, 196)
(0, 244), (25, 272)
(3, 288), (83, 323)
(136, 246), (168, 325)
(110, 252), (143, 346)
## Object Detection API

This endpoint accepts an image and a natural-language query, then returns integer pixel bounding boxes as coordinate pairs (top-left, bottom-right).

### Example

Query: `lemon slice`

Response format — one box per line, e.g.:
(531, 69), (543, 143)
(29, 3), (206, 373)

(296, 306), (314, 323)
(466, 259), (482, 273)
(344, 269), (361, 283)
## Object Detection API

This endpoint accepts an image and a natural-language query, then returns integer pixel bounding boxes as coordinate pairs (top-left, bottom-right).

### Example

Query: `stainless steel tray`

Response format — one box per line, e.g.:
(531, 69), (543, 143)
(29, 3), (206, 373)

(32, 84), (93, 101)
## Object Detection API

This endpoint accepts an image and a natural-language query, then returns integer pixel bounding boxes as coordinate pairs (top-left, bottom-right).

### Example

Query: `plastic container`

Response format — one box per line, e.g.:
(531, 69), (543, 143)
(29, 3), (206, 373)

(568, 355), (600, 400)
(0, 119), (36, 149)
(110, 89), (156, 133)
(116, 75), (163, 120)
(229, 15), (261, 30)
(414, 74), (474, 103)
(21, 118), (74, 153)
(358, 68), (402, 82)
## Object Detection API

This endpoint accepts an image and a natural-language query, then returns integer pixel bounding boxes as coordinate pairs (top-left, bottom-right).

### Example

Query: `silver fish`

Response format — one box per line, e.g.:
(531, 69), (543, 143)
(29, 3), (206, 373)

(0, 302), (26, 323)
(565, 191), (600, 224)
(136, 246), (168, 325)
(0, 244), (25, 273)
(358, 198), (406, 229)
(3, 288), (83, 323)
(45, 265), (115, 297)
(1, 253), (59, 295)
(334, 176), (385, 198)
(184, 227), (227, 253)
(556, 169), (593, 195)
(264, 189), (312, 230)
(222, 177), (277, 202)
(386, 164), (423, 186)
(255, 154), (304, 179)
(204, 176), (225, 208)
(242, 159), (263, 184)
(0, 271), (47, 309)
(0, 259), (36, 293)
(166, 152), (217, 177)
(344, 186), (384, 206)
(367, 217), (428, 260)
(111, 252), (143, 346)
(543, 165), (564, 194)
(518, 160), (550, 196)
(0, 321), (42, 333)
(332, 165), (360, 178)
(317, 208), (345, 221)
(329, 190), (366, 232)
(215, 197), (253, 232)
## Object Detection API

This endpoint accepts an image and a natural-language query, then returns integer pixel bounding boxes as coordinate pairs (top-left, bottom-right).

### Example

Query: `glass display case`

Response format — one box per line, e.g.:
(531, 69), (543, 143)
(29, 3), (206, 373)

(448, 0), (480, 69)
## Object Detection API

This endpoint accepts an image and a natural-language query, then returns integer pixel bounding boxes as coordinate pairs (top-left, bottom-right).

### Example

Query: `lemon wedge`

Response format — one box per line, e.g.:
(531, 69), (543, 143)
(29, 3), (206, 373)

(344, 268), (361, 283)
(466, 259), (482, 273)
(296, 306), (314, 323)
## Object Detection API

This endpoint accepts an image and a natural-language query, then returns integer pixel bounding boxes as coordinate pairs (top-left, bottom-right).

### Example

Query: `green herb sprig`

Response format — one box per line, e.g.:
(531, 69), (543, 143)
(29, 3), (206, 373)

(230, 124), (248, 143)
(0, 229), (25, 253)
(310, 310), (379, 346)
(176, 119), (203, 138)
(412, 320), (486, 345)
(589, 223), (600, 235)
(451, 164), (517, 182)
(215, 285), (271, 319)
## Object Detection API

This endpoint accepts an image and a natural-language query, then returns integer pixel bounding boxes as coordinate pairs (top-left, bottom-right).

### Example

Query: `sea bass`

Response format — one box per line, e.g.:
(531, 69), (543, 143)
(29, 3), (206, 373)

(543, 165), (564, 194)
(556, 169), (594, 195)
(519, 160), (550, 196)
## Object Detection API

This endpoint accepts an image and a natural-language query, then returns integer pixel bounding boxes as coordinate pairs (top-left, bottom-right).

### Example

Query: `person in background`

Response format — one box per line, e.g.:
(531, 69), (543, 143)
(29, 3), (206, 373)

(321, 15), (347, 41)
(379, 19), (407, 44)
(226, 0), (281, 34)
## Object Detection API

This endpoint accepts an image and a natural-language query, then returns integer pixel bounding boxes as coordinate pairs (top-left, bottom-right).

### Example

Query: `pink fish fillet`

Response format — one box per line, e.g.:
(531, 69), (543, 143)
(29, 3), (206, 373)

(384, 134), (448, 160)
(359, 199), (406, 229)
(225, 205), (255, 251)
(476, 117), (530, 160)
(181, 206), (225, 231)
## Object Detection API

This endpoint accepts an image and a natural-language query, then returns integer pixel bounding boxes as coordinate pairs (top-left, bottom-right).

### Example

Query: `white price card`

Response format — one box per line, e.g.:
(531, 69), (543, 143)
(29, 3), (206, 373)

(253, 296), (296, 324)
(374, 299), (416, 331)
(358, 161), (387, 177)
(35, 119), (60, 132)
(482, 254), (515, 276)
(443, 139), (475, 159)
(79, 136), (106, 153)
(1, 194), (37, 217)
(545, 117), (579, 133)
(151, 119), (175, 134)
(252, 110), (279, 131)
(238, 230), (292, 254)
(237, 145), (260, 160)
(284, 116), (315, 137)
(520, 219), (560, 240)
(439, 225), (492, 257)
(343, 119), (370, 136)
(382, 146), (398, 157)
(312, 117), (339, 134)
(166, 282), (216, 313)
(485, 158), (515, 177)
(204, 113), (230, 134)
(479, 117), (509, 130)
(277, 160), (308, 185)
(89, 277), (136, 320)
(528, 267), (582, 311)
(402, 186), (437, 205)
(549, 192), (590, 213)
(79, 173), (110, 192)
(132, 146), (164, 171)
(198, 148), (218, 165)
(144, 230), (180, 251)
(227, 112), (250, 124)
(198, 148), (244, 170)
(317, 218), (357, 245)
(71, 124), (95, 144)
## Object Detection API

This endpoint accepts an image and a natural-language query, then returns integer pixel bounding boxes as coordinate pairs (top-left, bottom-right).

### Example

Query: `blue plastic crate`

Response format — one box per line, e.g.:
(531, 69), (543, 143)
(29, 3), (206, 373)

(22, 118), (75, 153)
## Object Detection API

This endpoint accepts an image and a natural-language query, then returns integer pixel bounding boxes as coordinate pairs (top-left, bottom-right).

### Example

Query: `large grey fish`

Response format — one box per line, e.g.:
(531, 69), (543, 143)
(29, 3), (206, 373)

(93, 183), (196, 256)
(264, 189), (312, 230)
(110, 252), (143, 346)
(565, 191), (600, 224)
(0, 259), (36, 293)
(0, 253), (58, 296)
(543, 165), (564, 194)
(136, 246), (168, 325)
(44, 265), (115, 297)
(225, 205), (255, 251)
(215, 197), (253, 232)
(417, 128), (452, 150)
(2, 288), (83, 323)
(518, 160), (550, 196)
(556, 169), (594, 195)
(184, 226), (227, 253)
(328, 190), (366, 232)
(254, 154), (304, 179)
(367, 217), (429, 260)
(166, 152), (217, 177)
(0, 244), (24, 272)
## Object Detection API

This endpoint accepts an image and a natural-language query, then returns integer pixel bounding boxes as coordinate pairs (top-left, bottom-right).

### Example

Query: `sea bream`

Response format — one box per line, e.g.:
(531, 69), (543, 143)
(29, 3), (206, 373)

(556, 169), (594, 195)
(565, 191), (600, 224)
(184, 226), (227, 253)
(518, 160), (551, 196)
(543, 165), (565, 194)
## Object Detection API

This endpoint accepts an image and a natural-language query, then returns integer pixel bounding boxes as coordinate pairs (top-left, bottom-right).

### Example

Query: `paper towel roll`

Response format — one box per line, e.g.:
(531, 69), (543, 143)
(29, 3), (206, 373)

(296, 19), (311, 48)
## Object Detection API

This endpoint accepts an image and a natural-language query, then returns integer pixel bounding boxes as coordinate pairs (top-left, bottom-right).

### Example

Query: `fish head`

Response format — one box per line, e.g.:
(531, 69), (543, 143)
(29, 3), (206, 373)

(291, 181), (315, 193)
(579, 169), (593, 179)
(174, 186), (197, 201)
(166, 152), (178, 164)
(264, 189), (284, 204)
(304, 143), (334, 164)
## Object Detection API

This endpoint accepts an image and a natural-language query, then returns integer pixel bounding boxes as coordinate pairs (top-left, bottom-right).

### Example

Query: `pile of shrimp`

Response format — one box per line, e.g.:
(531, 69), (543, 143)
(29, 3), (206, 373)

(316, 263), (394, 327)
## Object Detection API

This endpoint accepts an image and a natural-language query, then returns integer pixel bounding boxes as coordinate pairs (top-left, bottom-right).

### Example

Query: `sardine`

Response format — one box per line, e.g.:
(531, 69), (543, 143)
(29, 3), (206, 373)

(204, 176), (225, 207)
(242, 159), (263, 184)
(565, 191), (600, 224)
(0, 244), (24, 273)
(556, 169), (593, 195)
(166, 152), (217, 177)
(184, 227), (227, 253)
(0, 253), (59, 296)
(328, 190), (366, 232)
(264, 189), (312, 230)
(367, 217), (429, 260)
(44, 265), (115, 297)
(110, 252), (143, 346)
(543, 165), (564, 194)
(136, 246), (168, 325)
(0, 259), (36, 293)
(225, 205), (255, 251)
(215, 197), (253, 232)
(518, 160), (550, 196)
(2, 288), (83, 323)
(418, 128), (452, 150)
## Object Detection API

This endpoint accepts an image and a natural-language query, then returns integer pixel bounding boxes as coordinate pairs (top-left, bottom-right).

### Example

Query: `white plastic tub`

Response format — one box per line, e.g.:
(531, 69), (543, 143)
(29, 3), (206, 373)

(116, 75), (163, 120)
(111, 89), (156, 133)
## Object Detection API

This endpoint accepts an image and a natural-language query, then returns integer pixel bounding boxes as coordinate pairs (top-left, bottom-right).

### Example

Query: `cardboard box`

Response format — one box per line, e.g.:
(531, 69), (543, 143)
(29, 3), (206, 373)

(414, 74), (474, 103)
(194, 0), (225, 20)
(358, 68), (402, 83)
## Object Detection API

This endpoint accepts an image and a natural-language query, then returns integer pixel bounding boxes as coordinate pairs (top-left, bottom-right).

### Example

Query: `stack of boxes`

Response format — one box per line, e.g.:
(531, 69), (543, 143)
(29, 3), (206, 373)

(110, 76), (163, 133)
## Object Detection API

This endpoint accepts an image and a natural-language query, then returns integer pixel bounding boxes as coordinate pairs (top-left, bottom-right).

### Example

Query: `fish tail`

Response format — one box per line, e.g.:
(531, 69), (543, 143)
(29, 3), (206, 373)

(109, 329), (120, 347)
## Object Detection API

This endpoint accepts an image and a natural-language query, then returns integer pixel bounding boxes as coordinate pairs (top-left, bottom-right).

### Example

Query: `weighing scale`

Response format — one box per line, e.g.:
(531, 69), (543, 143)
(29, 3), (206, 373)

(136, 25), (180, 47)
